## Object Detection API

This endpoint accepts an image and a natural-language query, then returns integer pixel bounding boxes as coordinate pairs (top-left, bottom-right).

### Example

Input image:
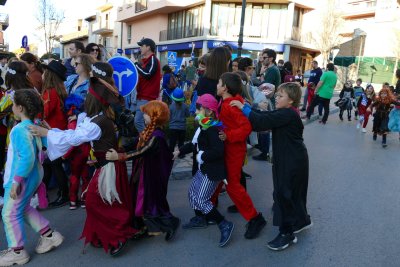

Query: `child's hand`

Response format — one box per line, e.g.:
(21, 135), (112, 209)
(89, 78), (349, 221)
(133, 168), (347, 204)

(68, 115), (77, 123)
(106, 149), (119, 161)
(10, 183), (21, 200)
(219, 131), (227, 141)
(40, 120), (51, 130)
(172, 150), (180, 160)
(230, 100), (244, 110)
(29, 125), (49, 137)
(258, 101), (269, 111)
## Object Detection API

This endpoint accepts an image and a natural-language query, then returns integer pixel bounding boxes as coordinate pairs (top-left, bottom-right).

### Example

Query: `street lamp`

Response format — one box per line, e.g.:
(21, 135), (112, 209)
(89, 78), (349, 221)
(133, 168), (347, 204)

(237, 0), (246, 57)
(370, 65), (377, 83)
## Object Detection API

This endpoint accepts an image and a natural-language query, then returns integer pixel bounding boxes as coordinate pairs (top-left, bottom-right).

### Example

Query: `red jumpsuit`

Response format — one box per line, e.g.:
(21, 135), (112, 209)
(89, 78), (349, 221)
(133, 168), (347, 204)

(219, 95), (259, 221)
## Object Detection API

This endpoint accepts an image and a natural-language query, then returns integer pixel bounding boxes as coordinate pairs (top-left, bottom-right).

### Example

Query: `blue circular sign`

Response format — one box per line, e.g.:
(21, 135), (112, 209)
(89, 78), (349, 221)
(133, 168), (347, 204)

(108, 56), (139, 97)
(21, 35), (28, 48)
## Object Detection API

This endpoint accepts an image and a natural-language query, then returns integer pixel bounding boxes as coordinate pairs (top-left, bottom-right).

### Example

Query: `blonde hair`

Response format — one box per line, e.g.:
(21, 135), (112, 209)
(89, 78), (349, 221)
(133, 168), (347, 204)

(277, 82), (302, 108)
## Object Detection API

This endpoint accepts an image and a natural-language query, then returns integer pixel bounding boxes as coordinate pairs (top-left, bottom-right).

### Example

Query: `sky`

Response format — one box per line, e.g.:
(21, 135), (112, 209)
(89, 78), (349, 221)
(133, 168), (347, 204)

(0, 0), (100, 53)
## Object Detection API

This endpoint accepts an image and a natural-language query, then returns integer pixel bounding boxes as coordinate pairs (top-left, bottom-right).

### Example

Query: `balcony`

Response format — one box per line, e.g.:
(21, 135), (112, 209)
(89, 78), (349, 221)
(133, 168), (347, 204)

(340, 1), (377, 19)
(291, 26), (312, 44)
(0, 13), (8, 31)
(92, 20), (113, 35)
(159, 26), (203, 41)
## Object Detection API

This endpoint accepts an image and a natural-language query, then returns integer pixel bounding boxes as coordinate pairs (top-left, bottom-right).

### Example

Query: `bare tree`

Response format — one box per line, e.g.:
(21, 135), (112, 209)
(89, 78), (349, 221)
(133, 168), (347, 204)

(313, 0), (344, 67)
(36, 0), (64, 55)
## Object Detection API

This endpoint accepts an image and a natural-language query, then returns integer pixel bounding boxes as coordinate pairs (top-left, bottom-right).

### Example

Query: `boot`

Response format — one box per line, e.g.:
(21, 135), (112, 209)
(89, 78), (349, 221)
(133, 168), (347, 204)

(218, 220), (234, 247)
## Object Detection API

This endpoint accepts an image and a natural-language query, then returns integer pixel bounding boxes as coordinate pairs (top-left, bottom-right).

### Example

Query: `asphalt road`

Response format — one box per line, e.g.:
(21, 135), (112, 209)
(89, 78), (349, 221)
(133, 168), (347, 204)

(1, 113), (399, 267)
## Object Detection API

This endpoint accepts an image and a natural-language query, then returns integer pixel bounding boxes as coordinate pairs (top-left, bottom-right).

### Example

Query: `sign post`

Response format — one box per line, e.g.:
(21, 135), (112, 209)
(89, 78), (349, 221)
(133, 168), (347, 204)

(108, 56), (139, 97)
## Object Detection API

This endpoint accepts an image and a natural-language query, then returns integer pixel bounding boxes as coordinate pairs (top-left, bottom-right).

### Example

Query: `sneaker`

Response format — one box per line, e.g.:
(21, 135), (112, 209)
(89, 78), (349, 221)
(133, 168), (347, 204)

(227, 205), (239, 213)
(49, 196), (68, 209)
(218, 220), (234, 247)
(244, 213), (267, 239)
(109, 241), (126, 257)
(382, 143), (387, 148)
(293, 220), (313, 234)
(35, 231), (64, 254)
(69, 202), (77, 210)
(182, 216), (207, 229)
(362, 128), (367, 133)
(267, 233), (297, 251)
(252, 153), (270, 161)
(0, 249), (30, 266)
(80, 201), (86, 209)
(165, 217), (180, 241)
(207, 220), (217, 225)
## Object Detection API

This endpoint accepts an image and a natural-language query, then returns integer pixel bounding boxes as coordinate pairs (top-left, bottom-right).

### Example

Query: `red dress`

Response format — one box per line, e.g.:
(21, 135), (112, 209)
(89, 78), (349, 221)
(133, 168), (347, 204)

(42, 88), (67, 130)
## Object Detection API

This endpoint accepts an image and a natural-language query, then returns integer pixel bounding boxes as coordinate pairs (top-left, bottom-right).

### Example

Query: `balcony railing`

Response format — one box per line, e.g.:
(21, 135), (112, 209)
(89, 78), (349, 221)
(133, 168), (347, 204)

(159, 26), (203, 41)
(92, 20), (113, 34)
(291, 27), (313, 44)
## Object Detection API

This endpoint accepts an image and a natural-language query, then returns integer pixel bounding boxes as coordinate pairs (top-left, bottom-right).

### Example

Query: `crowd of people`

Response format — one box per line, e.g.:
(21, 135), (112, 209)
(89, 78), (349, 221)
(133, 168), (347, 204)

(0, 37), (315, 266)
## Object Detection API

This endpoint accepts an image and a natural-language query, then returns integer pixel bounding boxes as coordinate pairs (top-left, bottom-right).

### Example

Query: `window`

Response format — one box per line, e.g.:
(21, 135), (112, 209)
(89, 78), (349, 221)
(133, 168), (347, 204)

(135, 0), (147, 13)
(165, 5), (204, 41)
(127, 25), (132, 44)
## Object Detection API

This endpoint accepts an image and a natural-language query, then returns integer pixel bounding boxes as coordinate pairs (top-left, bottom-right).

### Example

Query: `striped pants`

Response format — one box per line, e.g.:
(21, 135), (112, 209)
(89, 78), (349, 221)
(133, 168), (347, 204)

(188, 170), (219, 214)
(2, 180), (49, 249)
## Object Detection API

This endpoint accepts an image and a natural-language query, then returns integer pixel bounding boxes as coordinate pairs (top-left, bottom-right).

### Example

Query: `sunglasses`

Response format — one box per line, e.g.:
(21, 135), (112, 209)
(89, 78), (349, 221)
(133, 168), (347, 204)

(91, 48), (99, 52)
(74, 62), (81, 67)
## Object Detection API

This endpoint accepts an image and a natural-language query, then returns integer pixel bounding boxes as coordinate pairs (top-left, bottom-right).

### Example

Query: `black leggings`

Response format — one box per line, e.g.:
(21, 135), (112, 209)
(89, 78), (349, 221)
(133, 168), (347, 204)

(43, 157), (69, 199)
(169, 129), (186, 152)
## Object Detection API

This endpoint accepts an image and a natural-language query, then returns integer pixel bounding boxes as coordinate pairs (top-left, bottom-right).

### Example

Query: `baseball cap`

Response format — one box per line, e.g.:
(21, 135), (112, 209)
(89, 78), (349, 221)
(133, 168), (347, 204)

(137, 38), (156, 52)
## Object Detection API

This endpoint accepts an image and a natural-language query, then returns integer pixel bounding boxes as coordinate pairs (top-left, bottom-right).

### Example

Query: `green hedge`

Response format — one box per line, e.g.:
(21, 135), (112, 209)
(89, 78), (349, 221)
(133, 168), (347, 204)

(165, 116), (196, 141)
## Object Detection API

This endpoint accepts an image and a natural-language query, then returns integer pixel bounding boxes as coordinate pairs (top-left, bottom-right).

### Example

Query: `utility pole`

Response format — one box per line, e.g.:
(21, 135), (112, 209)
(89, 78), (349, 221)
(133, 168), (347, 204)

(237, 0), (246, 57)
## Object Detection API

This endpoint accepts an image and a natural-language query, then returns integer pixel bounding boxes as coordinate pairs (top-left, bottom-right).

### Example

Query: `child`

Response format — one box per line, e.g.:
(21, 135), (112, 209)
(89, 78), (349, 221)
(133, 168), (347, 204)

(338, 81), (354, 121)
(217, 72), (266, 239)
(168, 88), (189, 152)
(106, 101), (180, 242)
(370, 84), (398, 147)
(306, 82), (315, 113)
(30, 78), (137, 256)
(40, 60), (70, 208)
(353, 78), (364, 120)
(357, 84), (375, 132)
(230, 82), (311, 251)
(0, 89), (63, 266)
(174, 94), (234, 247)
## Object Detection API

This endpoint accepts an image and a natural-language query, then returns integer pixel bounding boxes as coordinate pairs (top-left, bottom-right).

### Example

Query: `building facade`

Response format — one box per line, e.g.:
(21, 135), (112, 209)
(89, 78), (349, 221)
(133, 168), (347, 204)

(117, 0), (321, 72)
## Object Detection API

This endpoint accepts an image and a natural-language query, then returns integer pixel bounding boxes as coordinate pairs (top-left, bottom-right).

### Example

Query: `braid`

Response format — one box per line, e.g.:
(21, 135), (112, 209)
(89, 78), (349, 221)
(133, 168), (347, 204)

(137, 116), (157, 149)
(14, 89), (43, 120)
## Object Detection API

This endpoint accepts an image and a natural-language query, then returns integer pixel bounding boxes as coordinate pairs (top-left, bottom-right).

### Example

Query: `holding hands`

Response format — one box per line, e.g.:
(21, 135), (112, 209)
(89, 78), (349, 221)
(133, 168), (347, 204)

(106, 149), (119, 161)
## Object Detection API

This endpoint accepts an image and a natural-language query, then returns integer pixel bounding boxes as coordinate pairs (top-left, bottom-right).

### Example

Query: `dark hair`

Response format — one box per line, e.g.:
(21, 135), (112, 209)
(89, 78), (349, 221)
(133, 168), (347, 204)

(326, 63), (335, 71)
(262, 49), (277, 62)
(383, 82), (390, 86)
(76, 54), (95, 75)
(85, 43), (101, 61)
(20, 52), (43, 73)
(162, 64), (172, 73)
(13, 89), (44, 120)
(5, 61), (34, 90)
(205, 47), (230, 80)
(278, 82), (302, 108)
(72, 41), (85, 54)
(283, 61), (293, 73)
(223, 44), (233, 52)
(84, 93), (114, 120)
(42, 70), (67, 108)
(238, 57), (253, 71)
(189, 60), (193, 63)
(356, 78), (362, 83)
(220, 72), (242, 96)
(181, 65), (186, 68)
(278, 59), (284, 64)
(199, 53), (209, 66)
(92, 62), (115, 86)
(312, 60), (318, 65)
(396, 69), (400, 79)
(232, 57), (242, 63)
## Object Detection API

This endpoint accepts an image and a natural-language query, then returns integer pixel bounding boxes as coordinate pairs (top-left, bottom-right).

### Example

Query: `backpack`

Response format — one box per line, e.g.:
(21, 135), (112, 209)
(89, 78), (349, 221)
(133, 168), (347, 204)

(168, 74), (178, 90)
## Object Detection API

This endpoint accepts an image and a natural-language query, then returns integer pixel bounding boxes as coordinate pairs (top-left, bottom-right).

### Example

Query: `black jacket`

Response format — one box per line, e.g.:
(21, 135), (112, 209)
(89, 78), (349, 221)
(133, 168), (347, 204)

(179, 126), (226, 181)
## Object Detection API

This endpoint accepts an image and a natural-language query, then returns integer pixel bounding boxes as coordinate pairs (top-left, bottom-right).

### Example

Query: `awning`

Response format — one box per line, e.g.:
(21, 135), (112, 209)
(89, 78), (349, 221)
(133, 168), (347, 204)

(207, 40), (284, 53)
(334, 56), (356, 67)
(157, 41), (203, 52)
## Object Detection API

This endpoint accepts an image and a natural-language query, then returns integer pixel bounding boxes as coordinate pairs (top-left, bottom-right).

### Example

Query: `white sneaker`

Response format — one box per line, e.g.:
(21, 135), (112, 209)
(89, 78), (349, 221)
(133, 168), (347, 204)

(362, 128), (367, 133)
(35, 231), (64, 254)
(0, 249), (30, 266)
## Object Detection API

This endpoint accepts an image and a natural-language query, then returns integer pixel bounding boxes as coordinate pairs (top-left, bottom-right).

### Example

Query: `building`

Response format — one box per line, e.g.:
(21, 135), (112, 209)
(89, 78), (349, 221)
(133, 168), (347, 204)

(0, 0), (9, 52)
(59, 19), (89, 59)
(335, 0), (400, 83)
(85, 0), (123, 59)
(117, 0), (321, 72)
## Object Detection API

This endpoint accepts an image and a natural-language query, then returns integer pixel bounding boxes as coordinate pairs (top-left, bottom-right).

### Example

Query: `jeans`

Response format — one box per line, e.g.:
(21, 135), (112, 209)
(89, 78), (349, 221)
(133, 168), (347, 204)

(258, 132), (270, 155)
(134, 99), (149, 133)
(306, 95), (331, 123)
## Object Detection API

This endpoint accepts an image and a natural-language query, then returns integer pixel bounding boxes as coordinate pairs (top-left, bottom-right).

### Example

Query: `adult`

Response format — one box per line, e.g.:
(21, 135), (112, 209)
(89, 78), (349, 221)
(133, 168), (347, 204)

(185, 60), (197, 88)
(64, 54), (94, 99)
(395, 69), (400, 95)
(281, 61), (295, 83)
(133, 37), (161, 133)
(177, 65), (186, 88)
(161, 64), (177, 103)
(20, 52), (43, 93)
(64, 41), (85, 78)
(306, 63), (337, 124)
(0, 54), (7, 89)
(232, 57), (242, 72)
(85, 43), (101, 62)
(277, 59), (285, 83)
(195, 47), (230, 97)
(301, 60), (322, 111)
(255, 49), (281, 161)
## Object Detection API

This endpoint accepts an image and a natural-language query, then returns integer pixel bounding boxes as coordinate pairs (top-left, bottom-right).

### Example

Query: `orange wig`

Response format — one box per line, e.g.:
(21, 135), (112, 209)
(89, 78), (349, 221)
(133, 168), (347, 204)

(377, 87), (395, 105)
(137, 100), (170, 149)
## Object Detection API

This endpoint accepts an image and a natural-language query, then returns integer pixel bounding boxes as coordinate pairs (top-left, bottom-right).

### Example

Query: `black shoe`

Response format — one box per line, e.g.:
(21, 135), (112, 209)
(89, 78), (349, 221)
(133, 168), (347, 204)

(227, 205), (239, 213)
(165, 217), (180, 241)
(373, 134), (377, 141)
(252, 153), (269, 161)
(49, 196), (68, 208)
(182, 215), (207, 229)
(244, 213), (267, 239)
(339, 115), (343, 121)
(267, 233), (297, 251)
(218, 220), (234, 247)
(254, 144), (261, 150)
(293, 220), (313, 234)
(242, 171), (252, 179)
(382, 142), (387, 148)
(300, 108), (306, 112)
(348, 117), (351, 121)
(110, 241), (126, 256)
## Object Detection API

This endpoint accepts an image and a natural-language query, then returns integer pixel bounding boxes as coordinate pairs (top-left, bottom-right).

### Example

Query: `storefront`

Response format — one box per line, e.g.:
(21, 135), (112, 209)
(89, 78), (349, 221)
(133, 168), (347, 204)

(158, 41), (203, 69)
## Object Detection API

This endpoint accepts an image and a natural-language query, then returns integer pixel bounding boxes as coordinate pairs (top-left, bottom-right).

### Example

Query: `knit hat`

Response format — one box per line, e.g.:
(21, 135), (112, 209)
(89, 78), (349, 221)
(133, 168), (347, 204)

(196, 94), (218, 114)
(88, 77), (120, 106)
(171, 88), (185, 102)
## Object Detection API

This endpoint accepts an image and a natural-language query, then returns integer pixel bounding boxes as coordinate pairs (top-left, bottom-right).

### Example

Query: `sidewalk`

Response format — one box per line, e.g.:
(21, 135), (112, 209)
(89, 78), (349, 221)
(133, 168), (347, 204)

(171, 93), (340, 180)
